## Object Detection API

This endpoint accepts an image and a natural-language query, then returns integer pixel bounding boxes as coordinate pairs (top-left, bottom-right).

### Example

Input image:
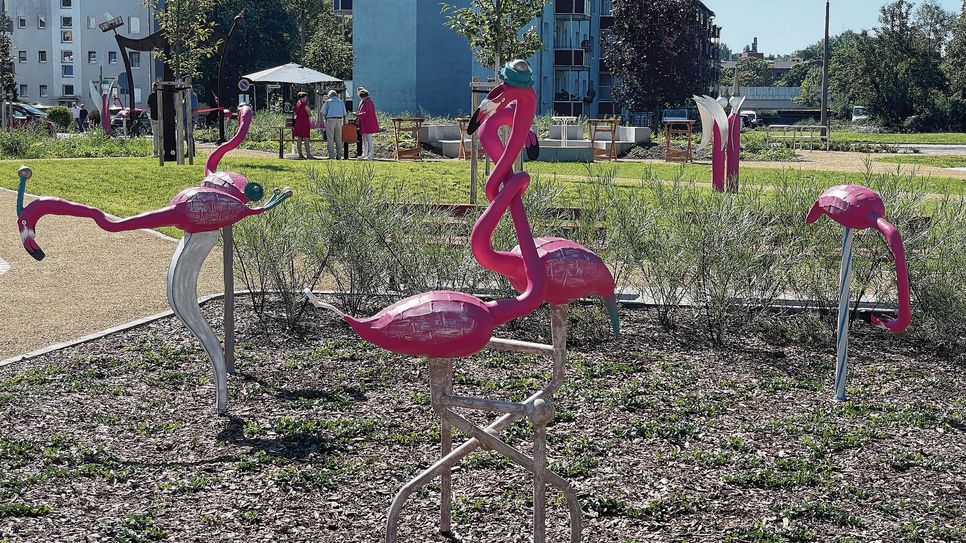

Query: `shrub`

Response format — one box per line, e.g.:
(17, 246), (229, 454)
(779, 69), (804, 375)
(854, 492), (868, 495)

(47, 106), (71, 129)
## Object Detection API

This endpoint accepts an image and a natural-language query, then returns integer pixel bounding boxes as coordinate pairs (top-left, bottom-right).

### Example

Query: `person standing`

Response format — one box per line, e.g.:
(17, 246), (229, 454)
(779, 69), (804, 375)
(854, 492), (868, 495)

(70, 102), (81, 131)
(147, 88), (159, 157)
(356, 87), (379, 160)
(293, 91), (315, 159)
(78, 104), (89, 133)
(321, 90), (346, 160)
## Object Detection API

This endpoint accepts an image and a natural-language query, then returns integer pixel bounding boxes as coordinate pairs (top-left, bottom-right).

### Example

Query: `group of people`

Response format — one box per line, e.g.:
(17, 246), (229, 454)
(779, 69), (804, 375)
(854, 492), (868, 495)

(70, 102), (90, 132)
(292, 87), (379, 160)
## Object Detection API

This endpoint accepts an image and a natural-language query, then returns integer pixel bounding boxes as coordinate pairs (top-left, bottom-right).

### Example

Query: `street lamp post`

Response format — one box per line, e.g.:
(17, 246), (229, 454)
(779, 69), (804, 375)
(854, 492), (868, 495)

(820, 0), (830, 136)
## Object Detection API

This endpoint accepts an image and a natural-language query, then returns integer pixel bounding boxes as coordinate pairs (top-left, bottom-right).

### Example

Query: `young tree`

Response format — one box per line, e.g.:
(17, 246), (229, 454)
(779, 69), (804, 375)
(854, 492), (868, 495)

(304, 11), (353, 79)
(0, 12), (16, 99)
(717, 42), (733, 62)
(945, 1), (966, 100)
(146, 0), (220, 80)
(282, 0), (328, 60)
(601, 0), (707, 111)
(441, 0), (547, 72)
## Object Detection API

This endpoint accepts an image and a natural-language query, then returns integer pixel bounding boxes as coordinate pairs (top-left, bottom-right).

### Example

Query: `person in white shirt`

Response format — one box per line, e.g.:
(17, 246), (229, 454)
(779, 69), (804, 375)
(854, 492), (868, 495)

(321, 90), (347, 160)
(70, 102), (81, 131)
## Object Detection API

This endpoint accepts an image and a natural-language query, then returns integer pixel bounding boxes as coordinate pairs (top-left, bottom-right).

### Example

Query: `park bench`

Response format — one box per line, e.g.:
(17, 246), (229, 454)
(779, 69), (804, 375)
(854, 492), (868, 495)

(765, 124), (830, 151)
(277, 117), (327, 158)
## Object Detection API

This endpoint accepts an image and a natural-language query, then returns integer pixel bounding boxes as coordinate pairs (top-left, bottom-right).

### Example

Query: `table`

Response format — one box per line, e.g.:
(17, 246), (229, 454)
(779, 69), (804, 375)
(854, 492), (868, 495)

(662, 119), (696, 162)
(552, 116), (578, 147)
(588, 118), (620, 161)
(455, 117), (480, 160)
(391, 117), (425, 160)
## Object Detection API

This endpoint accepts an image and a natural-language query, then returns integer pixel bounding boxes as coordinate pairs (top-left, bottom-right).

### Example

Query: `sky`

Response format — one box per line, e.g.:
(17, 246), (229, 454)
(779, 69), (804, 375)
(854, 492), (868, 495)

(704, 0), (963, 57)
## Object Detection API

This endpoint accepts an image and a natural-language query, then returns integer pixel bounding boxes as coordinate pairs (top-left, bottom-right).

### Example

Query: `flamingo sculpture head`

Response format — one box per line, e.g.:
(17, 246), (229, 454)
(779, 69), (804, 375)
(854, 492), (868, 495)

(806, 184), (911, 333)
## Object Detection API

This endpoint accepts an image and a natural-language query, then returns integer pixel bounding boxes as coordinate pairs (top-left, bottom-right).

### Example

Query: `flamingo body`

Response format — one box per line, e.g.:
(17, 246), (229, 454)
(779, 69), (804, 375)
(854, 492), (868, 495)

(806, 184), (911, 333)
(344, 291), (496, 359)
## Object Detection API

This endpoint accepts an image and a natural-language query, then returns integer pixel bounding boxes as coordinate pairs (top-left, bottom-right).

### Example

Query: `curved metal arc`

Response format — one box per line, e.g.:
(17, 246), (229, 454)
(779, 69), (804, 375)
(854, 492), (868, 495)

(167, 230), (228, 414)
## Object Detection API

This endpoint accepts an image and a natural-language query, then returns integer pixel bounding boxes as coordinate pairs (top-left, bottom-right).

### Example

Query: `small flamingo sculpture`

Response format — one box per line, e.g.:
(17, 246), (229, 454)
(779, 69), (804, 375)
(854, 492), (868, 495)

(806, 184), (911, 401)
(16, 105), (292, 414)
(306, 60), (582, 543)
(470, 83), (620, 336)
(694, 94), (744, 192)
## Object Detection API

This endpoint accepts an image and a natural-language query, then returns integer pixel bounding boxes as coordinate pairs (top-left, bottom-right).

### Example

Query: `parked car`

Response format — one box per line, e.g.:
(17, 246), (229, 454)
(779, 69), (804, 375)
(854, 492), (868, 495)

(739, 110), (758, 129)
(111, 108), (152, 136)
(851, 105), (869, 123)
(9, 103), (56, 135)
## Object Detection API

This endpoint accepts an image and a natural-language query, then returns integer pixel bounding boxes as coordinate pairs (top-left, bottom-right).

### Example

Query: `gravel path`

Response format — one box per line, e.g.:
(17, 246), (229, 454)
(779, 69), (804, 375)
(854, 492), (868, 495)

(0, 189), (225, 360)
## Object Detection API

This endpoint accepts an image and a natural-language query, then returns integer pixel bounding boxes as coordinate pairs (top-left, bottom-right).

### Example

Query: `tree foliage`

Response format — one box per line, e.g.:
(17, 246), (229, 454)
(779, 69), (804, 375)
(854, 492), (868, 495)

(601, 0), (708, 111)
(945, 0), (966, 101)
(720, 57), (772, 87)
(441, 0), (547, 71)
(303, 9), (353, 79)
(0, 12), (15, 98)
(145, 0), (220, 80)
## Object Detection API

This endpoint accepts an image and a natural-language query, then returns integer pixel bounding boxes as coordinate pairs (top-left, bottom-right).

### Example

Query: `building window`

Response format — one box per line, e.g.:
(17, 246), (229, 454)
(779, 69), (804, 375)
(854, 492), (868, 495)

(19, 84), (28, 96)
(62, 64), (73, 77)
(17, 16), (26, 28)
(37, 16), (46, 29)
(600, 0), (612, 16)
(129, 16), (140, 34)
(39, 51), (47, 63)
(130, 52), (141, 69)
(87, 16), (96, 29)
(63, 84), (74, 96)
(61, 16), (71, 28)
(61, 0), (72, 8)
(62, 50), (73, 62)
(88, 51), (96, 63)
(61, 30), (72, 42)
(40, 85), (48, 98)
(18, 51), (26, 63)
(553, 17), (590, 49)
(333, 0), (353, 10)
(108, 51), (118, 64)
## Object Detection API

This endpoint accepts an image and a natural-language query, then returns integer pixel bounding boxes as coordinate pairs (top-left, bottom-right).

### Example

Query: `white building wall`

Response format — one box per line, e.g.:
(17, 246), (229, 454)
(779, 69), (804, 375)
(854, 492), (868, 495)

(8, 0), (154, 109)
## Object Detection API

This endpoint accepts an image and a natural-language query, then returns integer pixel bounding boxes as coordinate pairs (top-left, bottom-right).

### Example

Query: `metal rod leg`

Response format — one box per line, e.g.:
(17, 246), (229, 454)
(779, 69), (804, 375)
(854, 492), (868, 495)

(533, 418), (548, 543)
(834, 228), (855, 402)
(429, 359), (454, 535)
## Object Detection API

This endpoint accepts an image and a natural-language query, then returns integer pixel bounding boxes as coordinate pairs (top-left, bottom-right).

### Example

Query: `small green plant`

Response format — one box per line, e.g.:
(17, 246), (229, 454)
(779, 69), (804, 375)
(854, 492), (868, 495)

(46, 106), (71, 129)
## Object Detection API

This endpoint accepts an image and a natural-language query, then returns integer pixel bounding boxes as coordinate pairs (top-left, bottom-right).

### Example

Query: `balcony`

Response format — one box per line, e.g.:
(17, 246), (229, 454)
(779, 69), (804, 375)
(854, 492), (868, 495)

(555, 0), (591, 17)
(554, 49), (589, 68)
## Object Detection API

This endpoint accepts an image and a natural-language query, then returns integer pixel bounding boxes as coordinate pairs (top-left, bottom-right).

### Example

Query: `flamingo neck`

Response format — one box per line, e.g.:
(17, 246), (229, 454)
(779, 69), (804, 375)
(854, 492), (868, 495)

(486, 194), (546, 325)
(485, 97), (535, 202)
(20, 198), (175, 233)
(205, 106), (252, 175)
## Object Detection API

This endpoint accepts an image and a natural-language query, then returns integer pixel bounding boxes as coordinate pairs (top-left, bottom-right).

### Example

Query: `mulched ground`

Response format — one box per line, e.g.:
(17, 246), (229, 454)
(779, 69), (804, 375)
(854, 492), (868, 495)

(1, 298), (964, 542)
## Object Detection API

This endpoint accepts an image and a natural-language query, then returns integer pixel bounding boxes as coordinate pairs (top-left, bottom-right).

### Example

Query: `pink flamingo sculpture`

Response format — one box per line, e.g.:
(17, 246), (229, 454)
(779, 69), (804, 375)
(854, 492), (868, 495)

(470, 83), (620, 336)
(806, 184), (911, 401)
(306, 60), (581, 543)
(16, 105), (292, 414)
(694, 95), (744, 193)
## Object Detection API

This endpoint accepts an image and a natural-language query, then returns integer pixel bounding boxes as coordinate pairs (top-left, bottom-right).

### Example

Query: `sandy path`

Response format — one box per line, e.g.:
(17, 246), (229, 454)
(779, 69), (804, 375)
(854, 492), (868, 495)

(0, 189), (225, 360)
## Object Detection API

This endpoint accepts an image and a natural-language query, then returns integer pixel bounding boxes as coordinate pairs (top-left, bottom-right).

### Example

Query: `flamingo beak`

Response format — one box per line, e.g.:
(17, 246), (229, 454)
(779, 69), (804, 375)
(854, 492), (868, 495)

(805, 201), (825, 224)
(468, 98), (501, 135)
(19, 223), (44, 261)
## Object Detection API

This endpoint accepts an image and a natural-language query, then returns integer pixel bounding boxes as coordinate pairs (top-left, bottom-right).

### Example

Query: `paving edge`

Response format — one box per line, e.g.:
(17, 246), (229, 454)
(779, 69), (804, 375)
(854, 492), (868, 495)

(0, 286), (897, 370)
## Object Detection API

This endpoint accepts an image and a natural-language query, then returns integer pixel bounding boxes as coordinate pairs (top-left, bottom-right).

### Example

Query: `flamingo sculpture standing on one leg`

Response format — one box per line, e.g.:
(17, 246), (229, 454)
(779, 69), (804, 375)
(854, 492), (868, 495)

(306, 60), (582, 543)
(469, 79), (620, 336)
(15, 105), (292, 414)
(806, 184), (911, 401)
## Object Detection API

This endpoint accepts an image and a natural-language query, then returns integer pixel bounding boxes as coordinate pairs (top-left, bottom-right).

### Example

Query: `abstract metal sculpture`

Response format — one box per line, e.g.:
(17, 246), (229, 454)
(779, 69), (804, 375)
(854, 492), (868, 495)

(15, 105), (292, 414)
(694, 94), (745, 192)
(306, 60), (581, 543)
(806, 184), (911, 401)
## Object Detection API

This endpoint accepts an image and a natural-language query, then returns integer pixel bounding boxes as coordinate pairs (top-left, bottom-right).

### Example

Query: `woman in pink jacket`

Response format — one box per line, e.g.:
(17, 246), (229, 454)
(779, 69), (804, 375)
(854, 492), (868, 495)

(356, 87), (379, 160)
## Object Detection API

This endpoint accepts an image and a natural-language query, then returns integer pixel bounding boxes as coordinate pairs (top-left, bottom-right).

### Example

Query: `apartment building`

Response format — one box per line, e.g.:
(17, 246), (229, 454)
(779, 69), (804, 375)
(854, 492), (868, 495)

(346, 0), (721, 117)
(5, 0), (155, 108)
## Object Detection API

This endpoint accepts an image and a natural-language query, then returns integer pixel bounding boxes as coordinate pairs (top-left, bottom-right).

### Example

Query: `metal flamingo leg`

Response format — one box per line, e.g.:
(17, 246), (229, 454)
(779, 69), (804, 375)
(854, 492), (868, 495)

(429, 359), (454, 535)
(386, 307), (578, 543)
(167, 230), (227, 415)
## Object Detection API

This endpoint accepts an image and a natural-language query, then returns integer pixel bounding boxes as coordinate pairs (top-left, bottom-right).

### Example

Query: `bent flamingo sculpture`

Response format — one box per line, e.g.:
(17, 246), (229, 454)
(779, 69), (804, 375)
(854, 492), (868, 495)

(16, 105), (292, 414)
(471, 80), (620, 336)
(306, 60), (582, 543)
(806, 184), (911, 401)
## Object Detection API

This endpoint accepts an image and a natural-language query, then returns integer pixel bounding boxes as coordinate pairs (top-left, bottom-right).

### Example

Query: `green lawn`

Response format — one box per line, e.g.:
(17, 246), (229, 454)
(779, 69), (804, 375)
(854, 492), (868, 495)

(876, 154), (966, 168)
(2, 156), (963, 238)
(744, 130), (966, 146)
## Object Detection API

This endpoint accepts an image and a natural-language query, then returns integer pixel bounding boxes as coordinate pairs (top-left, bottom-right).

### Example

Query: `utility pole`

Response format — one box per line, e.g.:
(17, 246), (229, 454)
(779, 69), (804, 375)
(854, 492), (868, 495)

(820, 0), (830, 135)
(494, 0), (502, 77)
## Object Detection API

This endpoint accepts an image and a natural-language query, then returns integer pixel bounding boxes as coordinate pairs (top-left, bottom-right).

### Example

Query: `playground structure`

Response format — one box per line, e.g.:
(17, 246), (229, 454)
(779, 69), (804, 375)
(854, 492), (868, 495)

(307, 60), (599, 543)
(806, 184), (911, 401)
(15, 105), (292, 414)
(694, 94), (745, 192)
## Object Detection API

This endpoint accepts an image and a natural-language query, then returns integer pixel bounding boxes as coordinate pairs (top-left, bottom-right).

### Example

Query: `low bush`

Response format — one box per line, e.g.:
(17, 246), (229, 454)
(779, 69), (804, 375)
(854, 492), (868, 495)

(0, 128), (151, 160)
(47, 106), (71, 129)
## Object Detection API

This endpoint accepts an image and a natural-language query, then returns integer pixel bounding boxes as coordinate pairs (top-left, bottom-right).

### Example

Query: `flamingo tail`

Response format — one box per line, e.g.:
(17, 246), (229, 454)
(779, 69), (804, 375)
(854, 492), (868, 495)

(603, 292), (620, 337)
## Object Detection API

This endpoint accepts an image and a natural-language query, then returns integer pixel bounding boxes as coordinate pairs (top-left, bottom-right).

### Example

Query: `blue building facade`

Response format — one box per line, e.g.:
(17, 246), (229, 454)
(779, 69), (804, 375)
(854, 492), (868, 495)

(348, 0), (719, 118)
(351, 0), (474, 116)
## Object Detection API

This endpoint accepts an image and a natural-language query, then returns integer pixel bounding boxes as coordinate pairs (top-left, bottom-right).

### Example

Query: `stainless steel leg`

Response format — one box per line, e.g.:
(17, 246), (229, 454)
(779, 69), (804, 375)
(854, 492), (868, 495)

(429, 359), (454, 535)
